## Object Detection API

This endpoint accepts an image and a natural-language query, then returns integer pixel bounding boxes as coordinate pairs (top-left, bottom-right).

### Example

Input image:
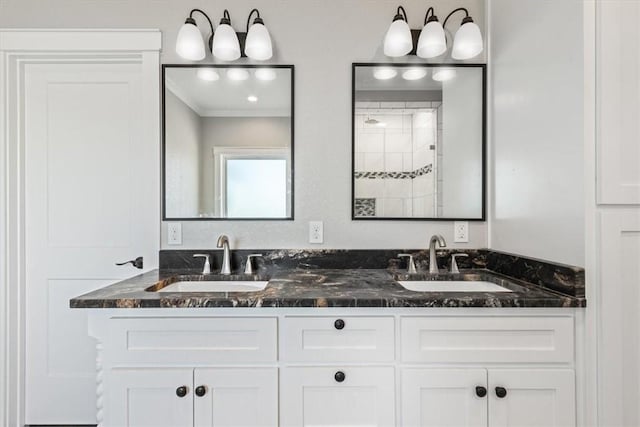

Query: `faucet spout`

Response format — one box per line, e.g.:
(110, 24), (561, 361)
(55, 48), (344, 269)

(217, 235), (231, 275)
(428, 234), (447, 274)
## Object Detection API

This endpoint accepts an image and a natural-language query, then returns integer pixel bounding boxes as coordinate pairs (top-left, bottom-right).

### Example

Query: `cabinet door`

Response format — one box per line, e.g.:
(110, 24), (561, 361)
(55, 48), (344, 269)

(194, 368), (278, 427)
(401, 368), (487, 427)
(105, 368), (194, 427)
(280, 366), (395, 426)
(489, 369), (575, 427)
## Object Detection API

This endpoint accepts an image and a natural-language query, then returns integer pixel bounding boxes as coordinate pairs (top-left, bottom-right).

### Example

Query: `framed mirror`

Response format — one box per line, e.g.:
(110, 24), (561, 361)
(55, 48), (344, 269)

(163, 65), (294, 220)
(352, 63), (485, 220)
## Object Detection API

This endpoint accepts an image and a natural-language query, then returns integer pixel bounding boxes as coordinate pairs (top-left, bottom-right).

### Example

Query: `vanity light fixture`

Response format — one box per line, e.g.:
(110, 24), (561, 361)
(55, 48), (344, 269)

(255, 68), (277, 81)
(383, 6), (413, 57)
(373, 67), (398, 80)
(432, 67), (457, 81)
(402, 67), (428, 80)
(196, 68), (220, 81)
(227, 68), (250, 81)
(175, 8), (273, 61)
(383, 5), (484, 60)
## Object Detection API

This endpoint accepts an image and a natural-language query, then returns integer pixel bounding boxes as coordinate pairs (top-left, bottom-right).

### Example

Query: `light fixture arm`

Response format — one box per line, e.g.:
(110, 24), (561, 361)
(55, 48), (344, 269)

(394, 6), (408, 22)
(188, 8), (215, 36)
(246, 8), (263, 32)
(442, 7), (470, 29)
(424, 6), (437, 25)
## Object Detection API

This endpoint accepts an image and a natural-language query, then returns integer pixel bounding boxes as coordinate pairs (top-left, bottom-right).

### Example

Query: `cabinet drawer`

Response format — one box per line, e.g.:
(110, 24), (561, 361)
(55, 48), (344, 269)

(281, 316), (395, 362)
(107, 317), (277, 365)
(401, 316), (574, 363)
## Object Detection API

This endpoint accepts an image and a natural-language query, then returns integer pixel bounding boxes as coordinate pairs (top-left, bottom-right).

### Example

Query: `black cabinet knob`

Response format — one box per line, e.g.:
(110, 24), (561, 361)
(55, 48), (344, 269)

(195, 385), (206, 397)
(334, 371), (346, 383)
(475, 386), (487, 398)
(176, 386), (188, 398)
(495, 386), (507, 398)
(334, 319), (345, 330)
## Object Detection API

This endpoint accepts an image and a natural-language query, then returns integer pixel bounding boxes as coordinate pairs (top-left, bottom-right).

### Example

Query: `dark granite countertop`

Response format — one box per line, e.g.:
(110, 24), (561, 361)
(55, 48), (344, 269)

(70, 268), (585, 309)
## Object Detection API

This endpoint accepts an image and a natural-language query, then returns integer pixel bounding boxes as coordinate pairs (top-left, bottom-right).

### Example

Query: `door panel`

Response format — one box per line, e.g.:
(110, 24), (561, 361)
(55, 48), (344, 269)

(280, 366), (395, 426)
(489, 369), (575, 427)
(24, 61), (159, 423)
(401, 368), (487, 427)
(106, 368), (193, 427)
(194, 368), (278, 427)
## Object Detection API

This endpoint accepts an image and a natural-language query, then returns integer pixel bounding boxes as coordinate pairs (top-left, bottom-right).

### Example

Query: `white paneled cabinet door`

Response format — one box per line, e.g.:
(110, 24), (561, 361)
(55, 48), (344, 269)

(194, 368), (278, 427)
(401, 368), (488, 427)
(598, 211), (640, 426)
(596, 0), (640, 204)
(489, 369), (575, 427)
(24, 60), (159, 423)
(280, 366), (395, 426)
(106, 368), (194, 427)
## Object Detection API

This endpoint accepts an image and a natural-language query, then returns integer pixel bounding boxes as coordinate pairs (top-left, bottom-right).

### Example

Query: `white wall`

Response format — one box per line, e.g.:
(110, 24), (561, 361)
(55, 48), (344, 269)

(0, 0), (487, 250)
(442, 69), (483, 218)
(488, 0), (584, 266)
(164, 90), (201, 217)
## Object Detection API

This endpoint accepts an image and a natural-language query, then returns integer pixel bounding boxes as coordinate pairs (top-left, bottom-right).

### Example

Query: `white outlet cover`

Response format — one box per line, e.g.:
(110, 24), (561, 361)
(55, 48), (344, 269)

(167, 222), (182, 245)
(454, 221), (469, 243)
(309, 221), (323, 244)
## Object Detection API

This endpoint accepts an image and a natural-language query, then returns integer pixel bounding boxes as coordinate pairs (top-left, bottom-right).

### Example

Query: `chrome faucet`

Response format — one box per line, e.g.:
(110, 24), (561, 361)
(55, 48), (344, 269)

(217, 235), (232, 275)
(428, 234), (447, 274)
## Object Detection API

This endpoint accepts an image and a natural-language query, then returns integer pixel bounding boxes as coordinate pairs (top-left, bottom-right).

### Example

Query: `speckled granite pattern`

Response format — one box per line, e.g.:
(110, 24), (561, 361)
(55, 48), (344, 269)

(70, 267), (585, 309)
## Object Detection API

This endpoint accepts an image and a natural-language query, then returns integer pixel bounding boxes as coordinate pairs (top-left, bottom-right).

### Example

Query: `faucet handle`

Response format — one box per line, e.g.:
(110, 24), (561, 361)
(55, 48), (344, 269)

(398, 254), (417, 274)
(244, 254), (263, 275)
(193, 254), (211, 275)
(450, 253), (469, 274)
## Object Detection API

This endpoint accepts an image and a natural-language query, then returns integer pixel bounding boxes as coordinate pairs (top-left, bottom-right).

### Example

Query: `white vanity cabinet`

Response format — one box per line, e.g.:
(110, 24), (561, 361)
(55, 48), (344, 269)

(89, 310), (579, 427)
(401, 368), (575, 427)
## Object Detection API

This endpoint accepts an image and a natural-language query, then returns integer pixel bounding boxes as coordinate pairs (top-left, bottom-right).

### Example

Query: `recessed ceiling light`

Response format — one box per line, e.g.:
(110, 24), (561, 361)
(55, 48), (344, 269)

(375, 121), (387, 127)
(255, 68), (277, 81)
(402, 68), (428, 80)
(373, 67), (398, 80)
(227, 68), (250, 81)
(247, 95), (258, 102)
(196, 68), (220, 81)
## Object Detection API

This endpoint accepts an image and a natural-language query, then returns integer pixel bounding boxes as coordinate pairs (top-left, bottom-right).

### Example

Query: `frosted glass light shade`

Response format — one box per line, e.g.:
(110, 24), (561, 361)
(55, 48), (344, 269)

(416, 20), (446, 58)
(402, 68), (428, 80)
(176, 21), (206, 61)
(245, 23), (273, 60)
(255, 68), (277, 81)
(373, 67), (397, 80)
(227, 68), (250, 81)
(452, 21), (483, 60)
(383, 19), (413, 57)
(432, 68), (457, 81)
(197, 68), (220, 81)
(212, 23), (241, 61)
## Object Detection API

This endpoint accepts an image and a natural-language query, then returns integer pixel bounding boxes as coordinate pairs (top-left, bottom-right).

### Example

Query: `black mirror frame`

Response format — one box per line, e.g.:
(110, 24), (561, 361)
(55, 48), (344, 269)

(161, 64), (295, 221)
(351, 62), (487, 221)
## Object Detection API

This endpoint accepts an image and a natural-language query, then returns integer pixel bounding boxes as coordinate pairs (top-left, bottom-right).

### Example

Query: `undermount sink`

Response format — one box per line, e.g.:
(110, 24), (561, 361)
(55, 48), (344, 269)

(156, 281), (269, 293)
(397, 280), (513, 293)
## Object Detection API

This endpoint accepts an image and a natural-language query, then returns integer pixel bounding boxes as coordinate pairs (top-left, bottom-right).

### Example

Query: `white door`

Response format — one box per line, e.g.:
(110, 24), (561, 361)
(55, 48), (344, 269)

(194, 368), (278, 427)
(280, 366), (395, 426)
(106, 368), (194, 427)
(489, 369), (575, 427)
(401, 368), (488, 427)
(24, 61), (159, 423)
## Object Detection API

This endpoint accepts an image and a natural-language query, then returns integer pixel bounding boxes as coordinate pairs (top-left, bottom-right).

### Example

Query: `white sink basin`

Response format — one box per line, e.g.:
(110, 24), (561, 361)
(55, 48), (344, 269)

(397, 280), (512, 293)
(157, 281), (268, 293)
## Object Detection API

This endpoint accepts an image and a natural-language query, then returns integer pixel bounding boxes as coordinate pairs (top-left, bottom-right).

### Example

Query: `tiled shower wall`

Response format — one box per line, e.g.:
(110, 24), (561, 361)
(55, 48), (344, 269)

(354, 102), (439, 217)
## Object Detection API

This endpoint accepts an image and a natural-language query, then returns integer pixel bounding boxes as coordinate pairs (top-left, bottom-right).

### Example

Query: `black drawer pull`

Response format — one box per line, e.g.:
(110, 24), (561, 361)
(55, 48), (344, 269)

(195, 385), (206, 397)
(176, 386), (188, 397)
(334, 371), (346, 382)
(495, 386), (507, 398)
(475, 386), (487, 397)
(334, 319), (345, 330)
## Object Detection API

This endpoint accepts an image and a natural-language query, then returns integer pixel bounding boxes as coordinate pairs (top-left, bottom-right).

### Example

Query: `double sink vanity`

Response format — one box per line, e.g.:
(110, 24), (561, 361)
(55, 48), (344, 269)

(71, 238), (585, 427)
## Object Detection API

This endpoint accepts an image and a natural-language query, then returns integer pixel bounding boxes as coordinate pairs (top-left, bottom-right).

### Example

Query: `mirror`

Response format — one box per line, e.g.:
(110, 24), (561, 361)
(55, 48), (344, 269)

(352, 64), (485, 220)
(163, 65), (294, 220)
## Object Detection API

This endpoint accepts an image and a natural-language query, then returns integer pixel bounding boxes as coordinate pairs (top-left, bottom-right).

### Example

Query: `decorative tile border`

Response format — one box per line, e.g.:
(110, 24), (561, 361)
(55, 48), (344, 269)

(354, 163), (433, 179)
(354, 198), (376, 216)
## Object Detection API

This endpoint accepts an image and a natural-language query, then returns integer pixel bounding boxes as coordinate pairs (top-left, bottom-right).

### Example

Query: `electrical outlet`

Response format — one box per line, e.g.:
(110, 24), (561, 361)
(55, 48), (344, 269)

(309, 221), (323, 244)
(454, 221), (469, 243)
(167, 222), (182, 245)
